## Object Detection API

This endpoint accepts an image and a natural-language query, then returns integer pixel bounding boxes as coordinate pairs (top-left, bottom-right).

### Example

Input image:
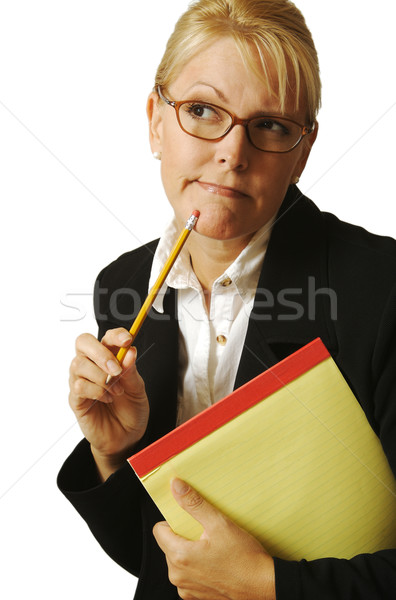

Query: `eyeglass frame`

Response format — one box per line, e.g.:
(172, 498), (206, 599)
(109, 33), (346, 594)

(156, 85), (315, 154)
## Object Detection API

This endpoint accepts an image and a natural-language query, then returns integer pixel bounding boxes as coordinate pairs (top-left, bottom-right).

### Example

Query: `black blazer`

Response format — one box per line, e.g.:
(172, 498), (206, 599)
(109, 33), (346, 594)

(58, 186), (396, 599)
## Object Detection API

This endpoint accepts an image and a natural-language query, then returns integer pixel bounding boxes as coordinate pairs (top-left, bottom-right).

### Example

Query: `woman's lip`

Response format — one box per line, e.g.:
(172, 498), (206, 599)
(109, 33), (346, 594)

(196, 181), (249, 198)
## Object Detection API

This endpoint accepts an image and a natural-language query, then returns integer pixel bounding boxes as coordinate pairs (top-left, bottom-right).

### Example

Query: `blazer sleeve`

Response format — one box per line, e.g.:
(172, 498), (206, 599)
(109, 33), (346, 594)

(274, 282), (396, 600)
(57, 438), (144, 577)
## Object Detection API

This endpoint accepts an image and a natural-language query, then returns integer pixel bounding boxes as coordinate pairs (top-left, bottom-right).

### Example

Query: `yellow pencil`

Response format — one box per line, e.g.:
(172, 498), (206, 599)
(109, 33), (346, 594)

(106, 210), (200, 383)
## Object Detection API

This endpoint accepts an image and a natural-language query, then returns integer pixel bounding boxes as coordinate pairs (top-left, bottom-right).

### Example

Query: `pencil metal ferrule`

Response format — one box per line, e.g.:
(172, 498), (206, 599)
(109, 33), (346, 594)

(186, 213), (199, 231)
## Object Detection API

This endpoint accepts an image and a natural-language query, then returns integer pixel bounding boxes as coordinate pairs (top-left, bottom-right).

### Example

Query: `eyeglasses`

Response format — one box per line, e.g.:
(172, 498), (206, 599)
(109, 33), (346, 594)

(157, 86), (314, 154)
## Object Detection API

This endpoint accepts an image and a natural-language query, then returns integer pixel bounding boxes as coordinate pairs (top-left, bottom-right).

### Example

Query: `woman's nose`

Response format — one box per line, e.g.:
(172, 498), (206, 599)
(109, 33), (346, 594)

(214, 124), (250, 171)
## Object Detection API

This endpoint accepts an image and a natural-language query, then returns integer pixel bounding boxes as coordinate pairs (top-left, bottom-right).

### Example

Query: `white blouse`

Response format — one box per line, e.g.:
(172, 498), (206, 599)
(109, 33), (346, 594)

(148, 218), (273, 425)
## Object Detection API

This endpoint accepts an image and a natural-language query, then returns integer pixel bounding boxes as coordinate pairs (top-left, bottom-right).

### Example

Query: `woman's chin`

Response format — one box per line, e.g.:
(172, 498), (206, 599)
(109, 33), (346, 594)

(193, 215), (253, 243)
(175, 201), (260, 242)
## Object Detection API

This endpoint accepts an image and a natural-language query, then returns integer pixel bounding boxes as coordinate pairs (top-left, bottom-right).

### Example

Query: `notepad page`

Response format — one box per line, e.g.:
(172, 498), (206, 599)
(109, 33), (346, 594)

(139, 356), (396, 561)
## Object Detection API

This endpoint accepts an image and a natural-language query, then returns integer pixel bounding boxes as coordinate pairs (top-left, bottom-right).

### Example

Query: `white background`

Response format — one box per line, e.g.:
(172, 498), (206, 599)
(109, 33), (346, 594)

(0, 1), (395, 598)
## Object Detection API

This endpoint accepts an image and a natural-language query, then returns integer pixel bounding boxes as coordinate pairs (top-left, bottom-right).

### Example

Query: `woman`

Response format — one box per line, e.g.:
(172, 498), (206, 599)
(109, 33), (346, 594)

(58, 0), (396, 598)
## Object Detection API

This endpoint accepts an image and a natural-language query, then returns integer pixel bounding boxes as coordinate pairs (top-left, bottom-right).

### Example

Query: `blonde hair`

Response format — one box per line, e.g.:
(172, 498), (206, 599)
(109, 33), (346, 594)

(154, 0), (321, 123)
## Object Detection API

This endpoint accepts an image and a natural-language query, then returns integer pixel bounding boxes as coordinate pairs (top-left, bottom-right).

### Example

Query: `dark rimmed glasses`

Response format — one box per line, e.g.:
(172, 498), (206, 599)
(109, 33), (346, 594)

(157, 86), (315, 154)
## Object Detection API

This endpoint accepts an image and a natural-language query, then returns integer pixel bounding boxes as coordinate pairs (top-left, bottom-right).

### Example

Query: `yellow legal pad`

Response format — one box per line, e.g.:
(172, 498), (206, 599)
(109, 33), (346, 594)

(128, 338), (396, 560)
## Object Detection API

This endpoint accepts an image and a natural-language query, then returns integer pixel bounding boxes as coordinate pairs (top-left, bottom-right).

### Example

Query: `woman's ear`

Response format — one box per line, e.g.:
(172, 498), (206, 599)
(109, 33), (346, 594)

(147, 91), (163, 155)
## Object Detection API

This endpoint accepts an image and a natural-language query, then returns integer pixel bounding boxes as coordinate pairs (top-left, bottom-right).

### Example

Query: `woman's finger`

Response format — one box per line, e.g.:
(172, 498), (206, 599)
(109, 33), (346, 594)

(70, 354), (107, 386)
(69, 377), (113, 409)
(75, 332), (124, 378)
(100, 328), (133, 352)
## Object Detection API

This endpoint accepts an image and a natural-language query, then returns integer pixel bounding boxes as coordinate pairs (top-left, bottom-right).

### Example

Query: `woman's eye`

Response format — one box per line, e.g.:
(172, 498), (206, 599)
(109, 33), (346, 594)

(255, 119), (289, 135)
(185, 103), (219, 120)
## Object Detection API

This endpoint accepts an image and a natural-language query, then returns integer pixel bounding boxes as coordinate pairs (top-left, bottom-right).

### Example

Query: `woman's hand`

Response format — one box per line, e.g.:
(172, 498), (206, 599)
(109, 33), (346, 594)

(153, 479), (276, 600)
(69, 328), (149, 481)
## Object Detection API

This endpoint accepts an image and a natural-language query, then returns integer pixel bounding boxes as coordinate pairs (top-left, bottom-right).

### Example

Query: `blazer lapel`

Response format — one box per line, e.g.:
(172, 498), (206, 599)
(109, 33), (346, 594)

(235, 186), (338, 389)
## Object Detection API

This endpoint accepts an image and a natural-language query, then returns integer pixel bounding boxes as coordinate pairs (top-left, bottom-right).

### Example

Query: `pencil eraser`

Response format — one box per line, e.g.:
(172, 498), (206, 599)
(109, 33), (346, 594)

(192, 210), (200, 218)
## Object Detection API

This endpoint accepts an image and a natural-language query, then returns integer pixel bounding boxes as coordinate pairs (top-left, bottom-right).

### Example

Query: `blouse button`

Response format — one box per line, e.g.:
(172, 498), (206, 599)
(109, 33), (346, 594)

(221, 277), (232, 287)
(216, 335), (227, 346)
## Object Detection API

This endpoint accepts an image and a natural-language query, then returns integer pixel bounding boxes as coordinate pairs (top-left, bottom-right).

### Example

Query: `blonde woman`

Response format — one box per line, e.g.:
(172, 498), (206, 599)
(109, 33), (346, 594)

(58, 1), (396, 598)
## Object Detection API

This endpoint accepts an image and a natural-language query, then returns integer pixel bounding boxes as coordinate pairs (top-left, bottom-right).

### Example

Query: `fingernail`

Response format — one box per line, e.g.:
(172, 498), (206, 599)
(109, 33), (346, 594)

(172, 478), (189, 495)
(118, 332), (131, 345)
(126, 347), (137, 362)
(107, 359), (122, 376)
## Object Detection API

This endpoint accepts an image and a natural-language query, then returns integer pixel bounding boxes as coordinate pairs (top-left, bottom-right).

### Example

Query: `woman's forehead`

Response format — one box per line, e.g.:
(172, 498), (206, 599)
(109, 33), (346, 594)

(168, 37), (306, 118)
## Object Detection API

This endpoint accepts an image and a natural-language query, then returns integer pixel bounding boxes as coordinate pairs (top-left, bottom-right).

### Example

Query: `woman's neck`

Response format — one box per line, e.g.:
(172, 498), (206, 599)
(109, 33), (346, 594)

(187, 232), (254, 310)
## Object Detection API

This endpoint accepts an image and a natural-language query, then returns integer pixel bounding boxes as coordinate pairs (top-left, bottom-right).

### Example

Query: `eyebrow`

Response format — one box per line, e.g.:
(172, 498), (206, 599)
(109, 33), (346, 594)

(183, 82), (229, 103)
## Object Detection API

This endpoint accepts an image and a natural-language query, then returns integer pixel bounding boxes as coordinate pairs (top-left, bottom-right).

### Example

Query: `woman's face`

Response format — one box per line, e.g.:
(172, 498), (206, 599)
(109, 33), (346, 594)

(148, 37), (317, 243)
